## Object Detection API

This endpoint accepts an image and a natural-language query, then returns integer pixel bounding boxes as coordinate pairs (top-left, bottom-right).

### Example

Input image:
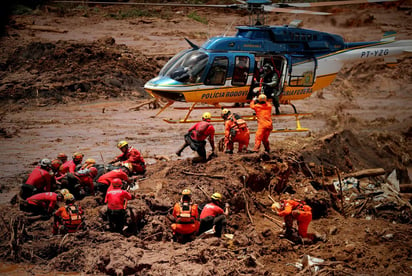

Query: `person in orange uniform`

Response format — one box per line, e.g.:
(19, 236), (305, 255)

(105, 178), (134, 233)
(20, 158), (55, 200)
(171, 189), (199, 243)
(53, 193), (85, 235)
(60, 152), (84, 174)
(221, 109), (250, 154)
(176, 112), (216, 162)
(271, 199), (313, 241)
(20, 191), (64, 216)
(250, 94), (273, 153)
(198, 192), (229, 237)
(109, 141), (146, 175)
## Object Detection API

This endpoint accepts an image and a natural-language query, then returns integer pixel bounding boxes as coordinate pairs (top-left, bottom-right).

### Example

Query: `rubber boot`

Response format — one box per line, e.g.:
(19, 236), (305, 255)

(275, 106), (280, 115)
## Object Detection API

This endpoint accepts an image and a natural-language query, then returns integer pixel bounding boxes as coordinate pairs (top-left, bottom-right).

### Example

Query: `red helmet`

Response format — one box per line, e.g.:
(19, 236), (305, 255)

(112, 178), (122, 188)
(57, 152), (68, 162)
(72, 152), (84, 162)
(51, 159), (63, 170)
(88, 167), (98, 178)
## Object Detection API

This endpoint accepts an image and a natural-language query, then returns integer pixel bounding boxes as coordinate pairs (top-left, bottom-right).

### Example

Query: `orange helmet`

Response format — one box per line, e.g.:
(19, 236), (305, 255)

(258, 94), (267, 102)
(182, 189), (191, 196)
(112, 178), (123, 188)
(57, 152), (68, 162)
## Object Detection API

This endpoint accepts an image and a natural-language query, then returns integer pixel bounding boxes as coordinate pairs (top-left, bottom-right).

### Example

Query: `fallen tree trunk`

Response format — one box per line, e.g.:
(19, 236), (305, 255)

(343, 168), (385, 179)
(26, 25), (68, 33)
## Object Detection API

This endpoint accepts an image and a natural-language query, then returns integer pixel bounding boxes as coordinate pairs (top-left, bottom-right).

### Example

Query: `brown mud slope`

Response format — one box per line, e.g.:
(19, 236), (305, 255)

(1, 2), (412, 275)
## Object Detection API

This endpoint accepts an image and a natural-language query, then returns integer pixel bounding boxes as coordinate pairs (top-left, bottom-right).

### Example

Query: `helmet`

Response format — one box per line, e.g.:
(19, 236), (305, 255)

(57, 152), (68, 162)
(211, 192), (222, 201)
(84, 158), (96, 165)
(88, 167), (98, 178)
(121, 162), (133, 172)
(117, 140), (128, 149)
(258, 94), (267, 102)
(72, 152), (84, 162)
(60, 188), (70, 196)
(182, 189), (191, 196)
(51, 159), (63, 170)
(202, 112), (212, 121)
(263, 63), (273, 71)
(64, 193), (75, 202)
(56, 192), (64, 201)
(40, 158), (51, 168)
(112, 178), (123, 188)
(271, 202), (282, 212)
(221, 109), (231, 119)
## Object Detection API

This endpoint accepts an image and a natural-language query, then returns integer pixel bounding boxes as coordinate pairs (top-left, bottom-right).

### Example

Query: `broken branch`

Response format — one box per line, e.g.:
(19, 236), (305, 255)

(182, 171), (225, 179)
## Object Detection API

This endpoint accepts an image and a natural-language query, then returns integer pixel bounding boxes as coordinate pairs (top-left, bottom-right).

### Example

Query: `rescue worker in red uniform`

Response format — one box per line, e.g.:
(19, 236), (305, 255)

(105, 178), (134, 233)
(60, 167), (97, 199)
(176, 112), (216, 162)
(109, 141), (146, 175)
(80, 158), (96, 170)
(171, 189), (199, 243)
(272, 199), (314, 241)
(20, 191), (64, 217)
(96, 164), (134, 197)
(53, 193), (85, 235)
(20, 158), (55, 200)
(199, 192), (229, 237)
(57, 152), (68, 164)
(221, 109), (250, 154)
(250, 94), (273, 153)
(60, 152), (84, 174)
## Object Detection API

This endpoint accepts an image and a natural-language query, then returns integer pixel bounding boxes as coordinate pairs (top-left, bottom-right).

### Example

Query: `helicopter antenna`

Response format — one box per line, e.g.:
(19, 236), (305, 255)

(223, 18), (237, 37)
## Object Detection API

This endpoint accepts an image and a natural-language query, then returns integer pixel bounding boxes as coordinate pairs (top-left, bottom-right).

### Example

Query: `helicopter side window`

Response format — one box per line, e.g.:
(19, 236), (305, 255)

(205, 57), (228, 85)
(164, 50), (208, 83)
(232, 56), (250, 86)
(288, 56), (316, 87)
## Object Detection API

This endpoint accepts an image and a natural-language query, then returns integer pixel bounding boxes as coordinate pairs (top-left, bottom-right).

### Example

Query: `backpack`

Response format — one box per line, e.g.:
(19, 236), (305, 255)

(63, 204), (83, 232)
(229, 115), (248, 137)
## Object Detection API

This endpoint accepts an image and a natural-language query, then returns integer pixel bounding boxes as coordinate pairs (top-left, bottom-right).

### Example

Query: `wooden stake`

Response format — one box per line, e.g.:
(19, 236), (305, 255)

(335, 167), (346, 218)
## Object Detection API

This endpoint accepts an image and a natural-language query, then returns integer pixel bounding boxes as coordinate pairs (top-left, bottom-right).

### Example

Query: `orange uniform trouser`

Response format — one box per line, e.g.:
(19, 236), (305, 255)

(171, 221), (200, 235)
(226, 131), (250, 152)
(253, 127), (272, 152)
(284, 210), (312, 238)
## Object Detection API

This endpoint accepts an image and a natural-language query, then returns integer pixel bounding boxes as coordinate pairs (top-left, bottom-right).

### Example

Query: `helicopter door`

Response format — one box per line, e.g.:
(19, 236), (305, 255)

(204, 56), (229, 86)
(287, 55), (317, 87)
(231, 55), (254, 86)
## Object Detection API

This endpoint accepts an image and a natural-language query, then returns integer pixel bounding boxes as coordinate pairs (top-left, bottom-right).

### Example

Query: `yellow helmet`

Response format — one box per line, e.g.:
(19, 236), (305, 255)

(117, 140), (128, 149)
(182, 189), (191, 196)
(271, 202), (281, 212)
(64, 193), (75, 202)
(72, 152), (84, 162)
(60, 188), (70, 196)
(221, 109), (231, 118)
(211, 192), (222, 201)
(258, 94), (267, 102)
(202, 112), (212, 121)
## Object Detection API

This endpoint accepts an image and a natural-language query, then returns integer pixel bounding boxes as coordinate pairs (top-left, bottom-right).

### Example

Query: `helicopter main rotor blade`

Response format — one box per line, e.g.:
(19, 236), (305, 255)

(264, 6), (331, 15)
(54, 1), (243, 9)
(284, 0), (399, 8)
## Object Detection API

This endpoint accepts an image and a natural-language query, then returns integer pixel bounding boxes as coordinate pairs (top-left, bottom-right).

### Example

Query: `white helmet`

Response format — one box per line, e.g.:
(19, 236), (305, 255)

(40, 158), (51, 168)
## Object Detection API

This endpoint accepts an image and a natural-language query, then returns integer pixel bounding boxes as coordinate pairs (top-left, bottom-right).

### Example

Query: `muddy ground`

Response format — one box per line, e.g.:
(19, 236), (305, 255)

(0, 1), (412, 275)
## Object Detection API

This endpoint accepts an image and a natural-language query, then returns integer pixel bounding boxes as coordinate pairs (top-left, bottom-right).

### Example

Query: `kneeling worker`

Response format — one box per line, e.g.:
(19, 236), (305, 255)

(198, 192), (229, 237)
(171, 189), (200, 243)
(53, 193), (85, 235)
(271, 198), (314, 242)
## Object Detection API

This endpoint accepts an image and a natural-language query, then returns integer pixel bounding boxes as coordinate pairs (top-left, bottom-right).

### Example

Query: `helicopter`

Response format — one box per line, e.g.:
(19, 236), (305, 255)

(57, 0), (412, 131)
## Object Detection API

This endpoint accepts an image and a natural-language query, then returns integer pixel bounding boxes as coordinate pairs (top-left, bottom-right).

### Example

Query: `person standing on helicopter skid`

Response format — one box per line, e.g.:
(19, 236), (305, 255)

(250, 94), (273, 153)
(260, 63), (281, 115)
(171, 189), (200, 243)
(109, 140), (146, 175)
(221, 109), (250, 154)
(176, 112), (216, 162)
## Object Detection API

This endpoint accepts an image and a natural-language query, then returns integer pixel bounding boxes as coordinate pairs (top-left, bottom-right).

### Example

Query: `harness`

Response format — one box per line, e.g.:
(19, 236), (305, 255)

(63, 204), (83, 232)
(293, 200), (312, 212)
(176, 202), (196, 225)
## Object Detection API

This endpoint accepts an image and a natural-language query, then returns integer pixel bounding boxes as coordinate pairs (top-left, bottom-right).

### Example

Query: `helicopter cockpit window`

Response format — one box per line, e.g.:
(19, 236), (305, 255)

(205, 57), (228, 85)
(288, 56), (316, 87)
(163, 50), (208, 84)
(232, 56), (250, 86)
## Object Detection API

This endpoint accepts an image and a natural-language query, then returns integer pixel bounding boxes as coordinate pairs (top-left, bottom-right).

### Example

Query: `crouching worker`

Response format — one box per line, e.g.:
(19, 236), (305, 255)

(198, 193), (229, 238)
(271, 199), (314, 243)
(20, 191), (64, 218)
(105, 178), (134, 234)
(171, 189), (199, 243)
(53, 193), (85, 235)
